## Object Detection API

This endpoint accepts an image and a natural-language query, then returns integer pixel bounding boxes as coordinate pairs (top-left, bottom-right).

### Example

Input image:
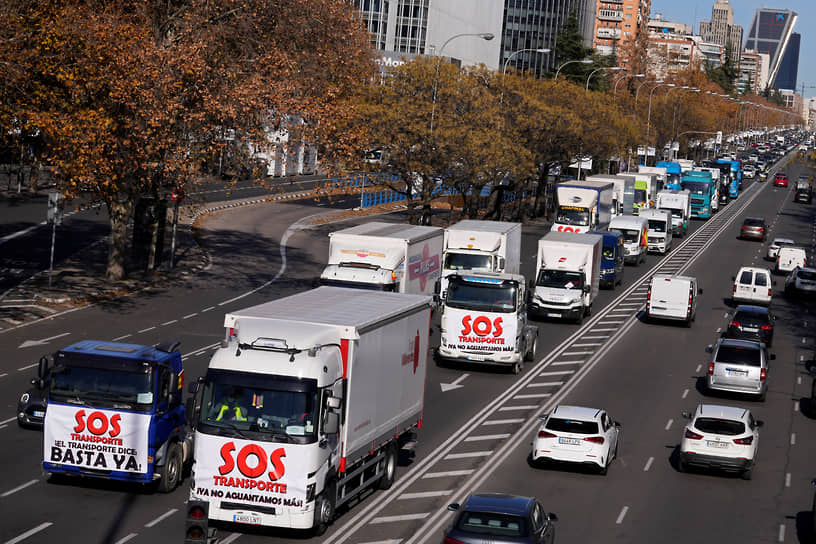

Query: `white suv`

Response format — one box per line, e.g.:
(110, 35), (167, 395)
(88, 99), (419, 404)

(785, 266), (816, 296)
(679, 404), (763, 480)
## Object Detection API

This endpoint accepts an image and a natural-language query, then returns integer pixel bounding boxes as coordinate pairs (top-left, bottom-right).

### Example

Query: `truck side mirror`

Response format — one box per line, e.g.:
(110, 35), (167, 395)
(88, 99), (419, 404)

(38, 356), (48, 380)
(168, 372), (179, 406)
(528, 279), (534, 290)
(698, 287), (703, 295)
(434, 279), (440, 295)
(326, 396), (341, 410)
(497, 256), (505, 271)
(323, 412), (339, 435)
(185, 397), (196, 427)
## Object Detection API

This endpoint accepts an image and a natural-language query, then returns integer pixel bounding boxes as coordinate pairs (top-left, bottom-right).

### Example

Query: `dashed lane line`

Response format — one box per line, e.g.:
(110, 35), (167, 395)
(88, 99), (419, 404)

(444, 451), (492, 460)
(144, 508), (178, 528)
(463, 434), (511, 442)
(539, 370), (574, 376)
(498, 406), (538, 411)
(399, 491), (452, 500)
(114, 534), (138, 544)
(17, 363), (37, 371)
(513, 393), (552, 400)
(616, 506), (629, 525)
(112, 334), (131, 341)
(482, 419), (525, 426)
(371, 514), (429, 524)
(421, 470), (475, 479)
(0, 479), (38, 498)
(643, 457), (654, 471)
(137, 326), (156, 333)
(4, 522), (53, 544)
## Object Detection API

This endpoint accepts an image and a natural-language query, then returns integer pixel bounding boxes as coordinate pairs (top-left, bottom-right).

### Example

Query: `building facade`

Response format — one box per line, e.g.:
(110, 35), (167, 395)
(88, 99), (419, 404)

(775, 32), (800, 91)
(736, 50), (770, 95)
(743, 8), (798, 90)
(698, 0), (742, 63)
(646, 16), (695, 80)
(591, 0), (652, 68)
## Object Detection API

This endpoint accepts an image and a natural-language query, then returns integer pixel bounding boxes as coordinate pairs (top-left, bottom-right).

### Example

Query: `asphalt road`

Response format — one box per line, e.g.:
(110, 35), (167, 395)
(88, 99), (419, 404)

(0, 154), (813, 544)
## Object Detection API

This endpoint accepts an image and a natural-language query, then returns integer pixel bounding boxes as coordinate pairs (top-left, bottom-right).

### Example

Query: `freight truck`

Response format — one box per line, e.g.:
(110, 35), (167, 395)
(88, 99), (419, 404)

(39, 340), (192, 492)
(440, 220), (521, 298)
(656, 161), (682, 190)
(656, 189), (691, 237)
(529, 232), (602, 324)
(552, 180), (614, 233)
(319, 222), (443, 295)
(585, 174), (635, 216)
(187, 287), (432, 535)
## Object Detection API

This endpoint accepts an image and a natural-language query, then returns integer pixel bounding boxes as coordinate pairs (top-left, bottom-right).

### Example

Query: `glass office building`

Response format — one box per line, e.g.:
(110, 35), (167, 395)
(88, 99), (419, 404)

(743, 8), (798, 90)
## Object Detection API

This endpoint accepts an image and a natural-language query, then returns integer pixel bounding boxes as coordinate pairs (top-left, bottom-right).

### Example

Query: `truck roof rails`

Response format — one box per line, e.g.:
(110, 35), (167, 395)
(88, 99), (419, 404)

(154, 340), (181, 354)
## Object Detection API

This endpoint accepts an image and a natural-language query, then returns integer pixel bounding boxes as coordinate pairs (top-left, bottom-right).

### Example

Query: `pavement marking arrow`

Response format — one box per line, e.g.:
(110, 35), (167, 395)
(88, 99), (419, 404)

(440, 373), (469, 392)
(18, 332), (70, 349)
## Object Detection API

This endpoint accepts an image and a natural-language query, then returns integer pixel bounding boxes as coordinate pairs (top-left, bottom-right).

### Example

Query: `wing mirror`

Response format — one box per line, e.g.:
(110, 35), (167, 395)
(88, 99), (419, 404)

(698, 287), (703, 295)
(547, 513), (559, 522)
(323, 412), (339, 435)
(770, 353), (776, 360)
(705, 345), (713, 354)
(755, 419), (764, 428)
(681, 411), (692, 420)
(447, 503), (460, 512)
(37, 356), (49, 380)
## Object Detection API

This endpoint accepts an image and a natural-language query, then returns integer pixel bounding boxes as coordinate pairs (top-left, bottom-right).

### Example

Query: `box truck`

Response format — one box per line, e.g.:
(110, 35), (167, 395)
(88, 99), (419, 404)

(319, 222), (443, 295)
(552, 180), (614, 233)
(586, 174), (636, 216)
(187, 287), (432, 535)
(529, 232), (603, 324)
(640, 208), (673, 254)
(656, 189), (691, 237)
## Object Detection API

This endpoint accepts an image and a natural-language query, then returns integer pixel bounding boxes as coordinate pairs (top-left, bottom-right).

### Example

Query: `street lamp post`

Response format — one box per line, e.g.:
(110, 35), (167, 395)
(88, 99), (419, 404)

(635, 79), (663, 112)
(613, 73), (645, 97)
(503, 48), (551, 75)
(554, 58), (593, 80)
(646, 83), (675, 142)
(585, 66), (623, 91)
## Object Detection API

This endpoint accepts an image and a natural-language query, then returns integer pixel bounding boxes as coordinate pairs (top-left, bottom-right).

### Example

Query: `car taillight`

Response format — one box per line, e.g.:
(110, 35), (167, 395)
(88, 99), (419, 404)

(760, 368), (767, 381)
(758, 227), (765, 232)
(767, 288), (772, 296)
(538, 430), (556, 438)
(444, 537), (468, 544)
(584, 436), (605, 444)
(708, 362), (715, 375)
(646, 287), (651, 301)
(733, 284), (737, 294)
(734, 436), (754, 445)
(684, 429), (703, 440)
(761, 324), (772, 331)
(730, 320), (740, 328)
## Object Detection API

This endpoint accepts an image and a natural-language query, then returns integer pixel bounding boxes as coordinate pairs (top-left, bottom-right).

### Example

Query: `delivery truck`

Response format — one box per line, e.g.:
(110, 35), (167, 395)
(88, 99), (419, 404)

(656, 189), (691, 237)
(585, 174), (635, 216)
(590, 230), (624, 289)
(609, 214), (648, 265)
(319, 222), (443, 295)
(187, 287), (432, 535)
(552, 180), (614, 233)
(529, 232), (602, 324)
(640, 208), (673, 254)
(440, 220), (521, 298)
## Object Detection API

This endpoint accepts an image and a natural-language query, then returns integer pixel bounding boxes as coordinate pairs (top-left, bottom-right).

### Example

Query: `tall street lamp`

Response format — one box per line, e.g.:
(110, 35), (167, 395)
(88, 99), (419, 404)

(503, 48), (551, 75)
(635, 79), (663, 111)
(646, 83), (676, 142)
(554, 58), (593, 80)
(613, 73), (645, 98)
(585, 66), (623, 91)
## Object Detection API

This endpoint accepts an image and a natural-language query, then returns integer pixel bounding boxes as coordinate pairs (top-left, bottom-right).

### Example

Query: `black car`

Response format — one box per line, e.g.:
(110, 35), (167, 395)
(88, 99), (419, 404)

(16, 358), (50, 429)
(444, 493), (557, 544)
(725, 305), (775, 347)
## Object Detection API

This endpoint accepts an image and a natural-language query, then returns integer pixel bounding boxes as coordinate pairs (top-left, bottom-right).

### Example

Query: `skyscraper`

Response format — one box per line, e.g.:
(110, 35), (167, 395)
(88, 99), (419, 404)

(743, 8), (798, 90)
(698, 0), (742, 63)
(775, 32), (800, 91)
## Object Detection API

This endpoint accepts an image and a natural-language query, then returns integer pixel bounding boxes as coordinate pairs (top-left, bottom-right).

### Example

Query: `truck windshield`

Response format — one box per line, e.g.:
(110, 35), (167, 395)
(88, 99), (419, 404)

(647, 220), (666, 232)
(199, 373), (319, 444)
(663, 207), (683, 219)
(683, 182), (710, 195)
(666, 173), (681, 186)
(555, 206), (589, 226)
(536, 269), (583, 290)
(50, 363), (154, 410)
(634, 189), (647, 205)
(446, 279), (517, 313)
(610, 228), (640, 243)
(444, 252), (492, 272)
(602, 246), (616, 260)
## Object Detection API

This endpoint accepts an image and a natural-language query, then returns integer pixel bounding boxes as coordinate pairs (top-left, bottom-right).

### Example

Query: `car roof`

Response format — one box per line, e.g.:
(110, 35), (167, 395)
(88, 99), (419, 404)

(652, 273), (695, 283)
(778, 246), (806, 253)
(734, 305), (769, 315)
(551, 405), (602, 420)
(463, 493), (534, 516)
(696, 404), (749, 421)
(717, 338), (763, 349)
(772, 238), (795, 244)
(742, 217), (765, 222)
(736, 266), (771, 274)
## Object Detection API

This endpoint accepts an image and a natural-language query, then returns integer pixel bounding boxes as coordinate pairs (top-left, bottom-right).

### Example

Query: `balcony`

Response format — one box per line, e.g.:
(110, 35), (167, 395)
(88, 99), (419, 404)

(597, 9), (623, 21)
(597, 27), (622, 39)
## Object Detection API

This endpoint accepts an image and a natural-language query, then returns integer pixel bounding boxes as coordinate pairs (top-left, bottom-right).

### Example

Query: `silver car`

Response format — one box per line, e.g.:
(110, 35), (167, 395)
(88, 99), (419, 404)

(706, 339), (774, 401)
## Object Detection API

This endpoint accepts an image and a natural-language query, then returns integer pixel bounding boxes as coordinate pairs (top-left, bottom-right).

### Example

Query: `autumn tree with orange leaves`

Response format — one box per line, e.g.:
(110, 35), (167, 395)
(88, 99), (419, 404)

(0, 0), (376, 280)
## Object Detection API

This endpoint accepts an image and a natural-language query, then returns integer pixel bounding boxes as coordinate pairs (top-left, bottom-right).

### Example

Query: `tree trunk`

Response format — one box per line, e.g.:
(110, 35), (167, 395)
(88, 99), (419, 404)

(106, 198), (133, 281)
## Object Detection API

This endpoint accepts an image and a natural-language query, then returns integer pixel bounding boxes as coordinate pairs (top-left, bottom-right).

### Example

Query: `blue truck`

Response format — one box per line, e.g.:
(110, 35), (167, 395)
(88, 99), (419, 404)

(716, 159), (741, 198)
(590, 231), (624, 289)
(682, 170), (716, 219)
(656, 161), (682, 190)
(35, 340), (192, 492)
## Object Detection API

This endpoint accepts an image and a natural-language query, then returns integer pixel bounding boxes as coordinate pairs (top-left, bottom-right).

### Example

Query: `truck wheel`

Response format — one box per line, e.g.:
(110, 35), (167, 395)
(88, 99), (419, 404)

(585, 304), (591, 317)
(524, 335), (538, 362)
(313, 483), (336, 536)
(377, 445), (397, 490)
(511, 362), (522, 375)
(158, 442), (182, 493)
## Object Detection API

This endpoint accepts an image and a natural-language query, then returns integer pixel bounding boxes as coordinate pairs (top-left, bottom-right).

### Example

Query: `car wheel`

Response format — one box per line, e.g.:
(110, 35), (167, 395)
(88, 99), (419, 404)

(741, 467), (753, 480)
(158, 442), (182, 493)
(377, 445), (397, 490)
(810, 378), (816, 403)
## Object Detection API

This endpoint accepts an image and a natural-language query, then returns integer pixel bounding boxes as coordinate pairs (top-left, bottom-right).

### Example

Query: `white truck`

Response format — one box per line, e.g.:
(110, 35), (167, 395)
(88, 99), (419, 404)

(639, 208), (673, 254)
(585, 174), (635, 216)
(319, 222), (443, 295)
(529, 232), (602, 324)
(440, 220), (522, 298)
(437, 272), (538, 375)
(552, 180), (615, 233)
(632, 172), (661, 214)
(637, 166), (667, 189)
(609, 214), (648, 265)
(187, 287), (432, 535)
(656, 189), (691, 237)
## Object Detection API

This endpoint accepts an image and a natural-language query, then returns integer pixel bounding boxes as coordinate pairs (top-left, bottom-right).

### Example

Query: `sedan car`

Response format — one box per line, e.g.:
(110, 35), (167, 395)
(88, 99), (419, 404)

(766, 237), (795, 260)
(706, 338), (773, 401)
(774, 172), (789, 187)
(739, 217), (767, 241)
(444, 493), (557, 544)
(725, 305), (775, 347)
(784, 266), (816, 297)
(679, 404), (762, 479)
(531, 405), (620, 474)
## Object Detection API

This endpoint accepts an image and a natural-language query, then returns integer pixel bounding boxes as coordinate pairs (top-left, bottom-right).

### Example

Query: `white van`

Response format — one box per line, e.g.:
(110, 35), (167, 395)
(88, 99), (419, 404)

(733, 266), (773, 306)
(646, 274), (701, 326)
(776, 246), (807, 274)
(608, 215), (648, 266)
(640, 208), (673, 254)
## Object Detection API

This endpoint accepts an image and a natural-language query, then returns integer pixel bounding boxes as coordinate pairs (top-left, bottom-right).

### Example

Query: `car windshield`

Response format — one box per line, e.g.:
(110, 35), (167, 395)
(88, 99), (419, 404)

(716, 345), (762, 366)
(536, 269), (583, 290)
(545, 417), (599, 434)
(743, 219), (763, 227)
(50, 363), (153, 409)
(555, 206), (589, 226)
(683, 181), (710, 195)
(694, 417), (746, 436)
(734, 311), (768, 325)
(610, 228), (640, 243)
(446, 278), (517, 313)
(647, 220), (666, 232)
(457, 512), (527, 537)
(444, 252), (492, 272)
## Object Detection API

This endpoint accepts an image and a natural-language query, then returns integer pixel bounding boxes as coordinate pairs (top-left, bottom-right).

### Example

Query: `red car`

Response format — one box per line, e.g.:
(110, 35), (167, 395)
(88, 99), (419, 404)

(774, 172), (789, 187)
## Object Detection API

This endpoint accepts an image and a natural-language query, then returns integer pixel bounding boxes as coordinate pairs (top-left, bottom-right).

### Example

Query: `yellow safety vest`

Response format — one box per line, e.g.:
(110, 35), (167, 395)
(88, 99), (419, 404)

(216, 404), (247, 421)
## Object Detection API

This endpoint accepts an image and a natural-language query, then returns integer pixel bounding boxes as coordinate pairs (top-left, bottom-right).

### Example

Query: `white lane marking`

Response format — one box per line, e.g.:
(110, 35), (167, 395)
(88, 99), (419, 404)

(0, 416), (17, 425)
(463, 434), (511, 442)
(643, 457), (654, 471)
(112, 334), (131, 341)
(202, 306), (215, 312)
(144, 508), (178, 528)
(779, 523), (785, 542)
(552, 360), (583, 366)
(581, 335), (610, 339)
(0, 373), (7, 378)
(371, 514), (429, 524)
(161, 320), (177, 326)
(785, 473), (791, 487)
(5, 522), (53, 544)
(114, 534), (138, 544)
(682, 389), (689, 399)
(791, 433), (796, 445)
(444, 451), (492, 460)
(218, 534), (242, 544)
(137, 326), (156, 333)
(616, 506), (629, 525)
(357, 541), (403, 544)
(598, 320), (626, 324)
(798, 376), (802, 385)
(399, 490), (453, 500)
(716, 327), (721, 333)
(482, 419), (524, 426)
(571, 343), (602, 347)
(421, 470), (475, 479)
(562, 351), (593, 356)
(527, 382), (564, 388)
(498, 406), (538, 411)
(723, 313), (729, 319)
(183, 313), (198, 319)
(665, 419), (673, 431)
(591, 328), (618, 332)
(1, 479), (38, 498)
(696, 364), (702, 373)
(794, 401), (800, 412)
(514, 393), (552, 399)
(539, 370), (574, 376)
(17, 363), (37, 371)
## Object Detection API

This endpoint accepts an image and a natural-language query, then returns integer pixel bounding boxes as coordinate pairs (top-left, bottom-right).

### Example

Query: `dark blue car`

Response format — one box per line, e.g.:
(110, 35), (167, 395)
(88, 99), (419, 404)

(444, 493), (557, 544)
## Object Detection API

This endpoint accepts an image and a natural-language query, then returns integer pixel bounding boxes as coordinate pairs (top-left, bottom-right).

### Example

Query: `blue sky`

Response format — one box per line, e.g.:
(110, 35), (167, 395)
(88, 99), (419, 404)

(649, 0), (815, 97)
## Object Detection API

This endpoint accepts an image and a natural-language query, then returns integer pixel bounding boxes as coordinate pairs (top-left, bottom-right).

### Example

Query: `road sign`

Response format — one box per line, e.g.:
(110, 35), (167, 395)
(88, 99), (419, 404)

(47, 191), (64, 225)
(716, 131), (723, 145)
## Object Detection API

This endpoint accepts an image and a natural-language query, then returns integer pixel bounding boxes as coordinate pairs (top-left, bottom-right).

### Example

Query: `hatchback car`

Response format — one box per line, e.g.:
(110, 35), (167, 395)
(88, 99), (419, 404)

(725, 305), (775, 347)
(444, 493), (558, 544)
(679, 404), (763, 480)
(739, 217), (767, 241)
(733, 266), (773, 306)
(706, 338), (774, 401)
(774, 172), (789, 187)
(531, 405), (620, 474)
(784, 266), (816, 297)
(766, 237), (795, 261)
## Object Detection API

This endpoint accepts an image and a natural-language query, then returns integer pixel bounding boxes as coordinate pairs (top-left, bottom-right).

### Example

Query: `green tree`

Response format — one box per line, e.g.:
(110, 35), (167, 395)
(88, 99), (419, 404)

(552, 9), (597, 83)
(706, 44), (739, 94)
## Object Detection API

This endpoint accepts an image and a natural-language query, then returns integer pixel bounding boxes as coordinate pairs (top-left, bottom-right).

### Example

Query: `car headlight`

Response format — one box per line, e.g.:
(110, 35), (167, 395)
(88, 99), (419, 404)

(20, 393), (29, 404)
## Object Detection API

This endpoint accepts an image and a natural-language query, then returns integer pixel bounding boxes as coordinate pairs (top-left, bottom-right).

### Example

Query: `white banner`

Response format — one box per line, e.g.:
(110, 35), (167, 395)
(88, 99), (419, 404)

(191, 433), (310, 514)
(443, 307), (518, 354)
(44, 403), (150, 473)
(646, 147), (656, 157)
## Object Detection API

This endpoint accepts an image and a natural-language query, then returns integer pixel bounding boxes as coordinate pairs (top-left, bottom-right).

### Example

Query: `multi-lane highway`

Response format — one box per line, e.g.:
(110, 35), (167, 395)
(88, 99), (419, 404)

(0, 153), (813, 544)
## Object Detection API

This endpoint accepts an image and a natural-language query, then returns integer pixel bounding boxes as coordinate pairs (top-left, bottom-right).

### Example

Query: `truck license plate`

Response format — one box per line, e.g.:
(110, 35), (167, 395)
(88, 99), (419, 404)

(467, 354), (485, 361)
(233, 512), (263, 524)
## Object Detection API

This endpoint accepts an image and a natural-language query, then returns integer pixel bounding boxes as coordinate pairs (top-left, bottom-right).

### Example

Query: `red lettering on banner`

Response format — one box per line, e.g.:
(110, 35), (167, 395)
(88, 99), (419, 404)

(237, 444), (267, 478)
(218, 442), (236, 475)
(218, 441), (287, 481)
(72, 410), (123, 437)
(460, 315), (504, 338)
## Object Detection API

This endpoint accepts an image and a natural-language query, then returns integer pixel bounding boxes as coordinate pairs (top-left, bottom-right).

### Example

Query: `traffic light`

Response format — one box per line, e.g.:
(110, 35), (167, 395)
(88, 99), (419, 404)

(184, 500), (209, 543)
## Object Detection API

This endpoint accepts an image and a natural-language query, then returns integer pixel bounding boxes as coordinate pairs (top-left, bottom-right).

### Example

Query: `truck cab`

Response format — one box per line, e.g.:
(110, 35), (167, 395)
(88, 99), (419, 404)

(552, 180), (614, 233)
(590, 231), (624, 289)
(656, 189), (691, 237)
(609, 215), (648, 265)
(40, 340), (191, 493)
(640, 208), (673, 255)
